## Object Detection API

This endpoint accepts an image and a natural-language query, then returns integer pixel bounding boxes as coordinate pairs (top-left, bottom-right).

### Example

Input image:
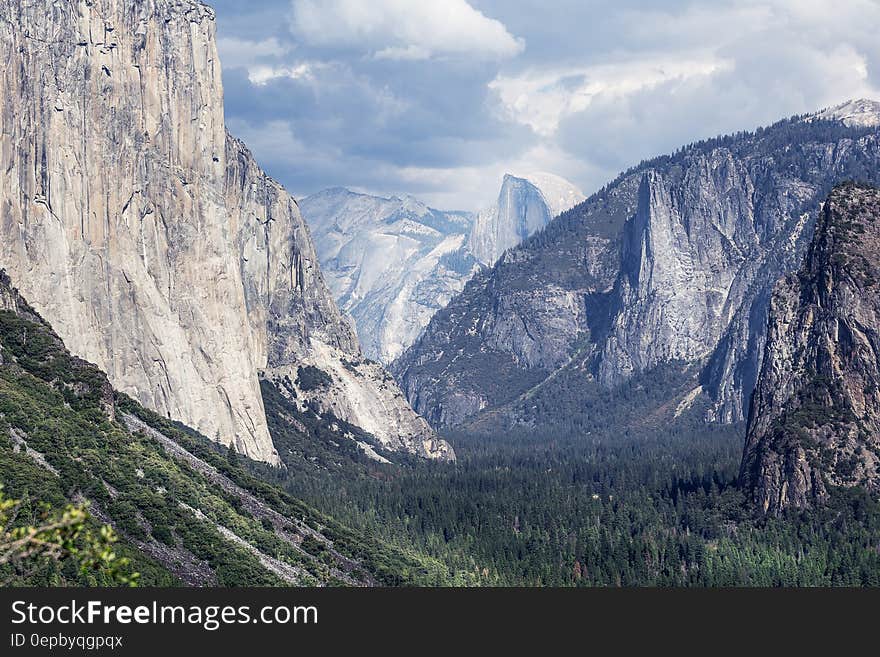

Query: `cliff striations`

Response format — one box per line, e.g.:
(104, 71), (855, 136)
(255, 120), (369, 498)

(0, 0), (449, 463)
(741, 183), (880, 514)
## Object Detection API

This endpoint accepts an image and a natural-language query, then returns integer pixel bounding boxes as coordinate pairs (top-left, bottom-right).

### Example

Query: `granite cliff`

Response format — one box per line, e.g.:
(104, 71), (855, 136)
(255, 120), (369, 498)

(0, 0), (449, 463)
(741, 183), (880, 514)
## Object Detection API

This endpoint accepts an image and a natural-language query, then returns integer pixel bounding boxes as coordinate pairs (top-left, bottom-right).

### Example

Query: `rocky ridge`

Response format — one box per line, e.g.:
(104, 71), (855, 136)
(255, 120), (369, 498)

(741, 183), (880, 514)
(394, 101), (880, 430)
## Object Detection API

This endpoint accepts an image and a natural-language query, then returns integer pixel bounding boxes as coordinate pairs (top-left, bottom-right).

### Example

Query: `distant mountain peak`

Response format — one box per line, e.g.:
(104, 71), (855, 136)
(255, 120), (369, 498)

(468, 171), (585, 266)
(516, 171), (586, 218)
(302, 171), (578, 364)
(322, 185), (356, 195)
(301, 188), (478, 364)
(394, 193), (432, 214)
(811, 98), (880, 128)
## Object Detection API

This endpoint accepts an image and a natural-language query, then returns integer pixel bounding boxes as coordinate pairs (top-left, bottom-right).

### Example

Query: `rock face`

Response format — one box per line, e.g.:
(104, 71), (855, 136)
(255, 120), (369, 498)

(302, 174), (583, 365)
(0, 0), (449, 463)
(741, 183), (880, 514)
(468, 174), (584, 267)
(0, 271), (21, 315)
(597, 157), (816, 421)
(226, 141), (452, 461)
(395, 102), (880, 429)
(301, 189), (478, 364)
(0, 0), (276, 461)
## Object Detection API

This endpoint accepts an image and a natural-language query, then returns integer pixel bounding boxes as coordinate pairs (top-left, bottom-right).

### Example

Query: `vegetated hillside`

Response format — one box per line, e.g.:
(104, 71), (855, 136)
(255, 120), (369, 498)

(742, 183), (880, 514)
(0, 270), (452, 586)
(253, 337), (880, 588)
(394, 104), (880, 432)
(266, 377), (880, 587)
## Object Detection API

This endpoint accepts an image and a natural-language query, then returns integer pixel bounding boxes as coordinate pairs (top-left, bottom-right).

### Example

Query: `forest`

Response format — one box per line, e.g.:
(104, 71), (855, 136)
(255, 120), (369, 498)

(3, 271), (880, 587)
(254, 365), (880, 587)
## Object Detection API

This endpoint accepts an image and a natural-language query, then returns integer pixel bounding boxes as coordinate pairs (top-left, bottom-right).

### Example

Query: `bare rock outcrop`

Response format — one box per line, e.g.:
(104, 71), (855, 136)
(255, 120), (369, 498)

(741, 183), (880, 514)
(0, 0), (449, 463)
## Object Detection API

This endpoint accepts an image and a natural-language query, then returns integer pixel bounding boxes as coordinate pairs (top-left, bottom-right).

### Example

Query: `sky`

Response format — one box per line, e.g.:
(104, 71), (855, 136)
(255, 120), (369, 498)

(210, 0), (880, 210)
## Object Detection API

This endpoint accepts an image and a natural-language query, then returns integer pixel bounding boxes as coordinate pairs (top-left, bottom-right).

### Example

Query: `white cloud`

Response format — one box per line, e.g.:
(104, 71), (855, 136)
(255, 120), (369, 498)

(217, 36), (290, 69)
(374, 45), (432, 62)
(489, 54), (734, 137)
(214, 0), (880, 213)
(289, 0), (524, 60)
(217, 36), (315, 87)
(248, 63), (314, 86)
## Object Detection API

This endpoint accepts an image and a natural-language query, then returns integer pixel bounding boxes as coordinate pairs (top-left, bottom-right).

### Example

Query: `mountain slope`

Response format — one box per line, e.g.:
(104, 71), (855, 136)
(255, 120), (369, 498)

(394, 101), (880, 430)
(0, 0), (446, 462)
(302, 175), (584, 365)
(741, 183), (880, 515)
(301, 189), (478, 364)
(0, 269), (452, 585)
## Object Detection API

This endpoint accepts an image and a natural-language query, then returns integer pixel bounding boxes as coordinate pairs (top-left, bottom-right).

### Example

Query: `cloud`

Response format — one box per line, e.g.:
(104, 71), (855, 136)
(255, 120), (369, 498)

(484, 0), (880, 194)
(289, 0), (525, 60)
(374, 45), (432, 62)
(248, 63), (315, 86)
(210, 0), (880, 213)
(216, 35), (312, 87)
(550, 4), (880, 182)
(489, 54), (733, 137)
(217, 36), (290, 68)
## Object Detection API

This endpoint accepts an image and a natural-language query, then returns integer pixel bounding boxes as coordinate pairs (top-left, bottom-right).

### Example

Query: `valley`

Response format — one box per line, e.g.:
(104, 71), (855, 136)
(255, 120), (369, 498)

(2, 0), (880, 590)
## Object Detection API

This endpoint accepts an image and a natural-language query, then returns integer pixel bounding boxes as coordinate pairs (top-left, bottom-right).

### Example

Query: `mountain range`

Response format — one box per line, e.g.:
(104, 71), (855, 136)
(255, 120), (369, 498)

(394, 100), (880, 434)
(2, 0), (880, 588)
(301, 173), (585, 364)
